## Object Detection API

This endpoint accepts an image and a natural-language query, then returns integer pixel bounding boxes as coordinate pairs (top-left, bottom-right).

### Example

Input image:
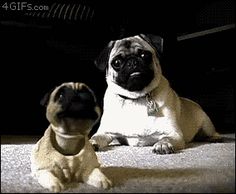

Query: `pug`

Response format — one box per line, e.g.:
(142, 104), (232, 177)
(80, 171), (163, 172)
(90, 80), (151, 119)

(90, 34), (222, 154)
(31, 82), (112, 192)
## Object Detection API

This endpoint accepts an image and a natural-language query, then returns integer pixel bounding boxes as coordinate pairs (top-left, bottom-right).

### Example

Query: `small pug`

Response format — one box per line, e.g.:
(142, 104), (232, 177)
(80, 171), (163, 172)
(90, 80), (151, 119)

(31, 82), (112, 192)
(90, 34), (222, 154)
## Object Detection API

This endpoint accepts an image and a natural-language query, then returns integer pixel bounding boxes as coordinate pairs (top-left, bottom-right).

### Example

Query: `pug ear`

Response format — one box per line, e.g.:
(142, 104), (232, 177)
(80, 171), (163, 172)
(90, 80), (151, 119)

(94, 41), (115, 71)
(139, 34), (163, 56)
(40, 88), (55, 107)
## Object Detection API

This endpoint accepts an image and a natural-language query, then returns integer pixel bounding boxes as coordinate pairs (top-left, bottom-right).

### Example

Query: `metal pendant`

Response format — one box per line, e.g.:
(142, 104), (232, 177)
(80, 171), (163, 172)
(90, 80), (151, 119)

(146, 93), (159, 116)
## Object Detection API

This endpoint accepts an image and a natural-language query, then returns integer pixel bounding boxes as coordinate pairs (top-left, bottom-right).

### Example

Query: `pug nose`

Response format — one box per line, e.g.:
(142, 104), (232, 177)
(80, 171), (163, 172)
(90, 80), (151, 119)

(127, 58), (138, 69)
(73, 86), (94, 103)
(74, 87), (86, 98)
(74, 90), (81, 97)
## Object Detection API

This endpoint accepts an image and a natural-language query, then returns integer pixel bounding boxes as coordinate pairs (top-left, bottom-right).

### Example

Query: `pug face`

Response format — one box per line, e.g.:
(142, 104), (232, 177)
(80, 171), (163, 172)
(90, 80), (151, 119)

(41, 82), (101, 135)
(109, 38), (155, 91)
(95, 34), (163, 98)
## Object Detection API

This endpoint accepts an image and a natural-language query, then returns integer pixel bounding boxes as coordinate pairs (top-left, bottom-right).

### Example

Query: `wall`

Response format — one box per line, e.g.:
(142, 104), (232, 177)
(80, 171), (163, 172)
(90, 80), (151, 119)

(1, 0), (235, 134)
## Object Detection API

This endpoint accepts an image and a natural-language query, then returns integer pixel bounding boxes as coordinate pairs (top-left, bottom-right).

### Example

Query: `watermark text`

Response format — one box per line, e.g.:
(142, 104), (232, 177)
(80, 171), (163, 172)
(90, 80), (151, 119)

(1, 2), (49, 11)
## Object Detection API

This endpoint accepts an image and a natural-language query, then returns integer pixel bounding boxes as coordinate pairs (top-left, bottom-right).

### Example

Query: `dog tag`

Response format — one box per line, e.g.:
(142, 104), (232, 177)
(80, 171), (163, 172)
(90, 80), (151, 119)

(146, 94), (159, 116)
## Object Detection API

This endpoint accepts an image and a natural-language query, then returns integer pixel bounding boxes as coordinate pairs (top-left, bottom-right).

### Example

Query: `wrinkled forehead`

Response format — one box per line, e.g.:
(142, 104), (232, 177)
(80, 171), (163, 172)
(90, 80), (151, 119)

(51, 82), (90, 96)
(110, 35), (154, 58)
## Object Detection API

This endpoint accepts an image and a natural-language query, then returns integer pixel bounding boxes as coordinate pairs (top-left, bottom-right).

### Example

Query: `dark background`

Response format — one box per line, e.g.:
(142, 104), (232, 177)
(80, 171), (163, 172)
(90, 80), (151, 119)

(0, 0), (235, 135)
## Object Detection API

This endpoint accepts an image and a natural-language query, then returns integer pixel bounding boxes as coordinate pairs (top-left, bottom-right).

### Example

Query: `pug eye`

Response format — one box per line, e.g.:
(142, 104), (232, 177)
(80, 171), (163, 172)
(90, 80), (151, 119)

(139, 50), (151, 58)
(140, 53), (146, 58)
(54, 87), (67, 102)
(57, 93), (65, 103)
(114, 59), (122, 66)
(139, 50), (152, 63)
(111, 58), (123, 70)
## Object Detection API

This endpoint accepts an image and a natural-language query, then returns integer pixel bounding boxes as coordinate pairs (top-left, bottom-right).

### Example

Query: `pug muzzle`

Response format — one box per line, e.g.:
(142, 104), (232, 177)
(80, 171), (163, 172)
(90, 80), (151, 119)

(95, 34), (163, 100)
(110, 46), (154, 91)
(40, 82), (101, 137)
(52, 84), (98, 120)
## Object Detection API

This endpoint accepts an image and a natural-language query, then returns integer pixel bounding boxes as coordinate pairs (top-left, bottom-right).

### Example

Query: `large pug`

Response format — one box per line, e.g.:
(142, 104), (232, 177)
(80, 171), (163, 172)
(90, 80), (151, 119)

(31, 82), (112, 192)
(90, 34), (222, 154)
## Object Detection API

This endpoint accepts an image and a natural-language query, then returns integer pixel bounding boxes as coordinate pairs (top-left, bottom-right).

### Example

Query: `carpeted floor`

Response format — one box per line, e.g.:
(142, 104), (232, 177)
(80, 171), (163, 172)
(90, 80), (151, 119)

(1, 134), (235, 193)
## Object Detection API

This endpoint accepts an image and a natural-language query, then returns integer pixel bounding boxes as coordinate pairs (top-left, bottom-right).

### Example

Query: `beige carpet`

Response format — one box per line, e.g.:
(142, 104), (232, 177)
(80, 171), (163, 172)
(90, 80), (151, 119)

(1, 134), (235, 193)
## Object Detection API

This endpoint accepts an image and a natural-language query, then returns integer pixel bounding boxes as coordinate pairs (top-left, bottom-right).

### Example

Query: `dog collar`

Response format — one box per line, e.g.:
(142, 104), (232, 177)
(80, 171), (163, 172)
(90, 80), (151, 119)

(118, 94), (139, 100)
(118, 93), (159, 116)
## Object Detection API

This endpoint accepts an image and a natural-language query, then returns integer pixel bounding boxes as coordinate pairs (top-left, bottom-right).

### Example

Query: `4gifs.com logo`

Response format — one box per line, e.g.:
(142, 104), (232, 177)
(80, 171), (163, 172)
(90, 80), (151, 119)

(1, 2), (49, 11)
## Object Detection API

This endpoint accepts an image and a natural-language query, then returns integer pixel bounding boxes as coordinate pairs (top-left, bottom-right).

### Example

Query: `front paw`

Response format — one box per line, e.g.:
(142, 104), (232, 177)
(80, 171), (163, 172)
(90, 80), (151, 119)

(95, 174), (112, 189)
(152, 140), (174, 154)
(36, 170), (65, 192)
(86, 168), (112, 189)
(48, 179), (65, 193)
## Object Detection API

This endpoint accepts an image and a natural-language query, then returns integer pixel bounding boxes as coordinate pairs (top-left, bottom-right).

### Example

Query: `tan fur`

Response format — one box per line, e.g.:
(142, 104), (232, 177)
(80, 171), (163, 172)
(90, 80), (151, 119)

(31, 82), (112, 192)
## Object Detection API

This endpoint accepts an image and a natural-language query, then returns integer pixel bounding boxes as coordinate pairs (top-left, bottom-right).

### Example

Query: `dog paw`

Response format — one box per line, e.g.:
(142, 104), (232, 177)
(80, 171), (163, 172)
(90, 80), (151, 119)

(96, 175), (113, 189)
(86, 168), (112, 189)
(37, 170), (65, 192)
(152, 140), (174, 154)
(46, 177), (65, 192)
(49, 182), (65, 193)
